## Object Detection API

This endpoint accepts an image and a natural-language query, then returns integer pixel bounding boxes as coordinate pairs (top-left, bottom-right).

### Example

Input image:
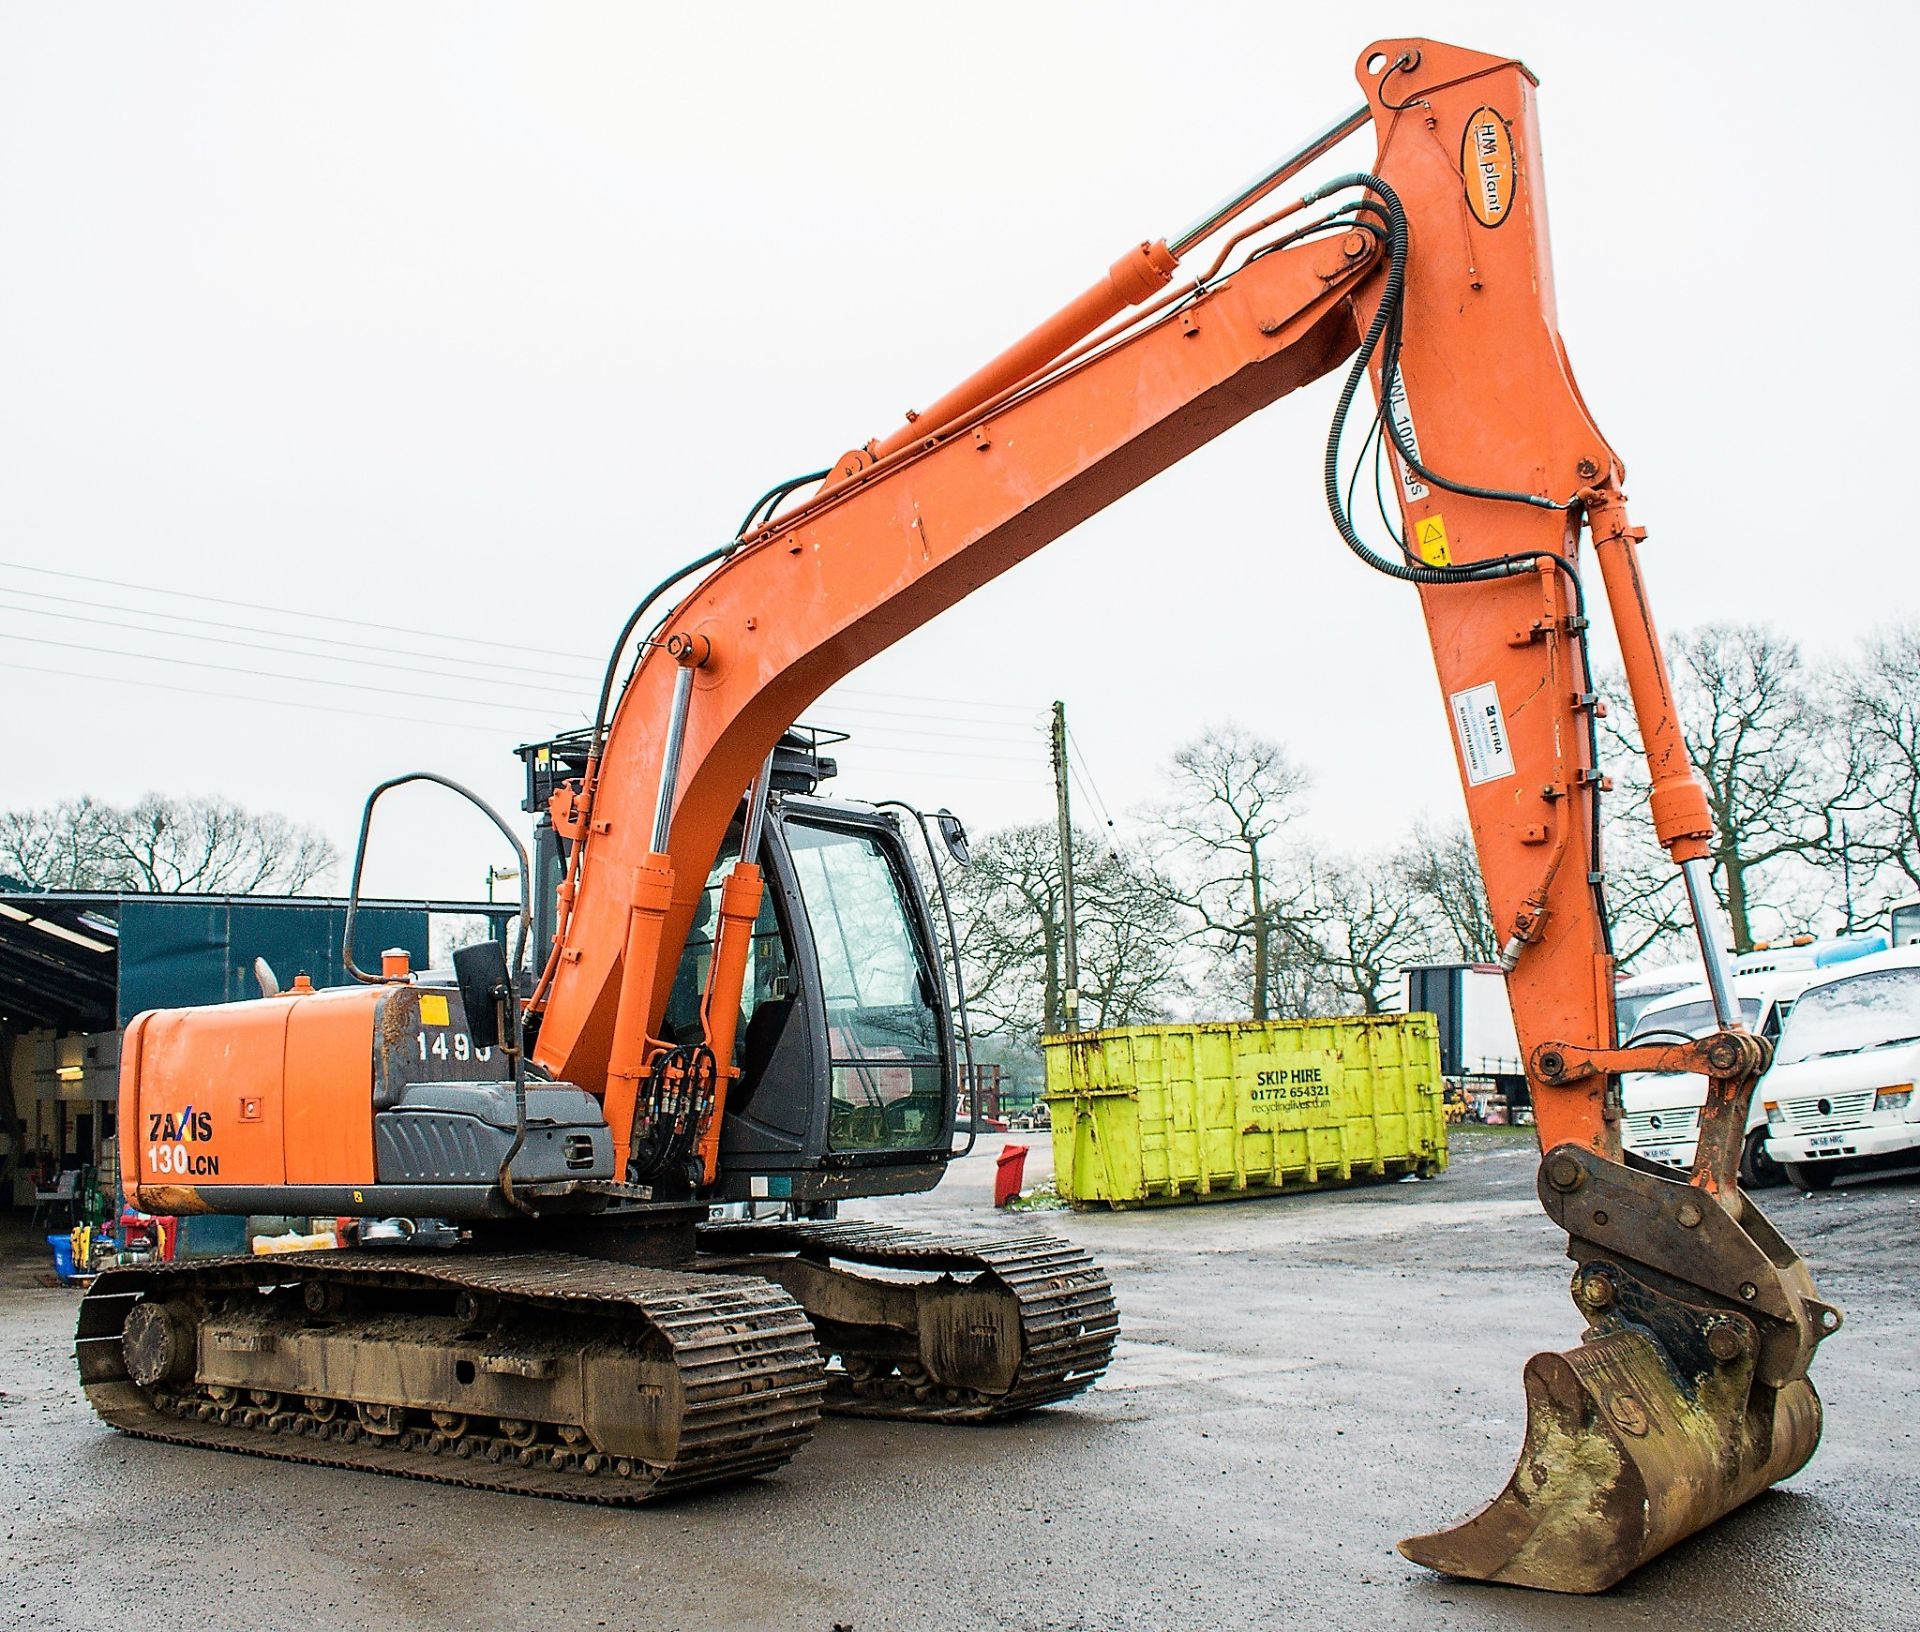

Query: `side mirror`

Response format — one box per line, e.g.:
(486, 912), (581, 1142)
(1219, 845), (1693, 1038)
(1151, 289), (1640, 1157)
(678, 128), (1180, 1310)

(932, 809), (971, 867)
(452, 940), (513, 1052)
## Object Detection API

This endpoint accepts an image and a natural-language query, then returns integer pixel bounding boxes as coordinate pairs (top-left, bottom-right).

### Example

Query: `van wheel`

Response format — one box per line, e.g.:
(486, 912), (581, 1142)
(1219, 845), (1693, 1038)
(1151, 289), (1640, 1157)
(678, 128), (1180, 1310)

(1740, 1126), (1785, 1189)
(1784, 1162), (1836, 1193)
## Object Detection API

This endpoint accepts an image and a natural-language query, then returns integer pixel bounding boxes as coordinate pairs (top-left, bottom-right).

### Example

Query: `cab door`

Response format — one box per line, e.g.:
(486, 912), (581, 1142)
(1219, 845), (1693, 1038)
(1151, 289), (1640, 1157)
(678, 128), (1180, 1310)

(715, 798), (956, 1195)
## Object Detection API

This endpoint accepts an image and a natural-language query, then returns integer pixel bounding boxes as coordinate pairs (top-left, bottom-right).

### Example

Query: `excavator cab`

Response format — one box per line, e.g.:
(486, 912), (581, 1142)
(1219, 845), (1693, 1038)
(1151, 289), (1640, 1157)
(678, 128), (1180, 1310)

(522, 729), (960, 1207)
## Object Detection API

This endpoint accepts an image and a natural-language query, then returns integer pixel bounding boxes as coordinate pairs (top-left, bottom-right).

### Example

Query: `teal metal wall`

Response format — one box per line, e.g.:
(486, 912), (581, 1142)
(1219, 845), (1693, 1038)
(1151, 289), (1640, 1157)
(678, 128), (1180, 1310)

(115, 900), (428, 1022)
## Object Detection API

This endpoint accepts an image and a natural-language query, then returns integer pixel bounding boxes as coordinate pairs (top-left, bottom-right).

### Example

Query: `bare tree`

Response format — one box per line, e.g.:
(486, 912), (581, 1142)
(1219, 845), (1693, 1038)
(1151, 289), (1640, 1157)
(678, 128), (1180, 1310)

(1599, 626), (1857, 951)
(1149, 725), (1311, 1019)
(1841, 623), (1920, 903)
(0, 797), (107, 891)
(1075, 844), (1193, 1028)
(1394, 819), (1498, 964)
(950, 826), (1064, 1039)
(1291, 849), (1432, 1015)
(1256, 939), (1349, 1022)
(0, 795), (337, 895)
(949, 824), (1184, 1038)
(1592, 813), (1695, 969)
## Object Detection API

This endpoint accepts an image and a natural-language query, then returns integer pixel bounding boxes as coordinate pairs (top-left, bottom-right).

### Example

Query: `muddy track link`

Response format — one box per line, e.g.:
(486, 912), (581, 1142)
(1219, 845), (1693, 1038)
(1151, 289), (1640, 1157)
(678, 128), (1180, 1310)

(76, 1251), (824, 1504)
(695, 1220), (1117, 1422)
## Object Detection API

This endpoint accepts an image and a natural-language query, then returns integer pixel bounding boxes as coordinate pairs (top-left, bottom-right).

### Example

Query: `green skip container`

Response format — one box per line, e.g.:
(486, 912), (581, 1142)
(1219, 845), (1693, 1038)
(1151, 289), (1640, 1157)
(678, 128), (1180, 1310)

(1041, 1015), (1447, 1208)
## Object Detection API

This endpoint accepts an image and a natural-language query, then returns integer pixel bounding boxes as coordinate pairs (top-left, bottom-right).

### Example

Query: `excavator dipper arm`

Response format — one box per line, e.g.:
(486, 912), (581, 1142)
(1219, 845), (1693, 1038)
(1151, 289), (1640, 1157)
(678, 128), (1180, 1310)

(530, 39), (1835, 1591)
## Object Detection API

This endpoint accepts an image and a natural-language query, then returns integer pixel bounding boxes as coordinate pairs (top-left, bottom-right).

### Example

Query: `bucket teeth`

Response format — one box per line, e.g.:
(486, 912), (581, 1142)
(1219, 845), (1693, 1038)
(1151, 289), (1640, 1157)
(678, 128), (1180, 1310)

(1399, 1325), (1823, 1593)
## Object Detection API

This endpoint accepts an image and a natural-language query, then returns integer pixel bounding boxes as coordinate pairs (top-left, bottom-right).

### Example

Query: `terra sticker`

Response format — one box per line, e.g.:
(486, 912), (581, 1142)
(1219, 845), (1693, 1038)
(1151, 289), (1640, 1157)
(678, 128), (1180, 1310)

(1450, 682), (1517, 785)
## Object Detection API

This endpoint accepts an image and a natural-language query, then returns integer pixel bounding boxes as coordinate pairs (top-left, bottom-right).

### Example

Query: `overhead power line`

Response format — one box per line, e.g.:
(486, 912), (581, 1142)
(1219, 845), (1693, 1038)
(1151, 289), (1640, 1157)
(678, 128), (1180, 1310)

(828, 760), (1054, 791)
(16, 658), (1059, 790)
(0, 561), (1055, 718)
(0, 583), (595, 685)
(1066, 758), (1107, 828)
(824, 685), (1045, 717)
(811, 735), (1037, 766)
(810, 714), (1047, 750)
(3, 630), (576, 719)
(5, 635), (1038, 767)
(0, 558), (604, 670)
(0, 599), (589, 701)
(1065, 722), (1119, 828)
(817, 694), (1047, 732)
(0, 659), (532, 737)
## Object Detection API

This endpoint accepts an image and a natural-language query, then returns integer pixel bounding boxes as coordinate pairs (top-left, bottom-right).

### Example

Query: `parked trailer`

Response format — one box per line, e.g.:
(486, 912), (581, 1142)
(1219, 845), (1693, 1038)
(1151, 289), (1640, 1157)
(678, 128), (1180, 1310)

(1041, 1015), (1446, 1209)
(1401, 964), (1528, 1106)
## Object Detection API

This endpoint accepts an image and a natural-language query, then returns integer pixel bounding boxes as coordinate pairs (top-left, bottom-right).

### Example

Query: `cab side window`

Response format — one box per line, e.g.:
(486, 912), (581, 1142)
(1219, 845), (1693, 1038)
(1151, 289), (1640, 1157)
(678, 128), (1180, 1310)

(661, 826), (793, 1058)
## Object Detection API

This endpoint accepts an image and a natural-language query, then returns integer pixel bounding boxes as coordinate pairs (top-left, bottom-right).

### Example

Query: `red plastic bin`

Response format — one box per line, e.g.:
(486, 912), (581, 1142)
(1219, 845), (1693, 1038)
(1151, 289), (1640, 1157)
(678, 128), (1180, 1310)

(993, 1143), (1030, 1208)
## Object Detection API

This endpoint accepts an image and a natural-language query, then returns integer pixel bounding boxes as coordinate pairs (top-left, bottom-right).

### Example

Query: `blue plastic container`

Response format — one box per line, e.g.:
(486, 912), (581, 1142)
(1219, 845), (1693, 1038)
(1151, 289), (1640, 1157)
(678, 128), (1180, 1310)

(47, 1235), (76, 1281)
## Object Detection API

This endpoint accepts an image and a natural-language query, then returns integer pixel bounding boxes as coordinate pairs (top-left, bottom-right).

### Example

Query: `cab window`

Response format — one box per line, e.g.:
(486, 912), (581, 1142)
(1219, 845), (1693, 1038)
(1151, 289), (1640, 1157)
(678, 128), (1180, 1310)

(661, 827), (791, 1056)
(785, 820), (945, 1152)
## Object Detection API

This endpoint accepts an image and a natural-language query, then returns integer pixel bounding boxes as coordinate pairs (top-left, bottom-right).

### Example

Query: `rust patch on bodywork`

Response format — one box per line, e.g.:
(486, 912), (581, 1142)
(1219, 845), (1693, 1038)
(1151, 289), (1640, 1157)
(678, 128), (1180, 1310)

(136, 1185), (212, 1216)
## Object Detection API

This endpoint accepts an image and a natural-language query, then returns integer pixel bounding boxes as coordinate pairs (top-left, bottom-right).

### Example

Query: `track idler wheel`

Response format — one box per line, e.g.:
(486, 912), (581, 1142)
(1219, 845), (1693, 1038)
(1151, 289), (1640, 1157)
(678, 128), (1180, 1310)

(1400, 1144), (1838, 1593)
(122, 1300), (197, 1388)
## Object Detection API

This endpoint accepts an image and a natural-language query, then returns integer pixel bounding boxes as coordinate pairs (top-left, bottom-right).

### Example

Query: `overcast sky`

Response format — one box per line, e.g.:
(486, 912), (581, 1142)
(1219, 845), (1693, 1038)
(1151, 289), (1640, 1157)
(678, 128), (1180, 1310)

(2, 2), (1914, 904)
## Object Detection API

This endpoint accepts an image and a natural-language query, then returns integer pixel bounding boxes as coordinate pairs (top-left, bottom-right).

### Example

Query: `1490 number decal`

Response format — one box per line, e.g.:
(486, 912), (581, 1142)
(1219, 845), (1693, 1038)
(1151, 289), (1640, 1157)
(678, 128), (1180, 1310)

(417, 1032), (492, 1064)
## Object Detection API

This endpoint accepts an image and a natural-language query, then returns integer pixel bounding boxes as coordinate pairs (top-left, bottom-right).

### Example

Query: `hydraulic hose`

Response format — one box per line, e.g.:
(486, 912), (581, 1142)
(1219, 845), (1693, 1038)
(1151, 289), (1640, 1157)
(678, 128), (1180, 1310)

(1309, 171), (1615, 958)
(1316, 174), (1535, 587)
(536, 468), (828, 1011)
(1314, 171), (1579, 595)
(589, 470), (832, 766)
(736, 467), (832, 541)
(588, 545), (734, 763)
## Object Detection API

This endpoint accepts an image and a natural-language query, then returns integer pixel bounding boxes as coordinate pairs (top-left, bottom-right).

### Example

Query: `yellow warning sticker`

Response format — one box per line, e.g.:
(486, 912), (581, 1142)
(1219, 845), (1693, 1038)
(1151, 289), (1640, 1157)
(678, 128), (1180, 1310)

(419, 993), (451, 1027)
(1415, 514), (1452, 565)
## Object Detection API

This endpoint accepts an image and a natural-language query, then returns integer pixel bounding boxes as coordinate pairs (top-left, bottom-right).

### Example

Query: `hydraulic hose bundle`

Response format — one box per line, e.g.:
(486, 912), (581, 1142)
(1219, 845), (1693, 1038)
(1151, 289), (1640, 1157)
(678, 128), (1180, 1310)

(1314, 171), (1566, 588)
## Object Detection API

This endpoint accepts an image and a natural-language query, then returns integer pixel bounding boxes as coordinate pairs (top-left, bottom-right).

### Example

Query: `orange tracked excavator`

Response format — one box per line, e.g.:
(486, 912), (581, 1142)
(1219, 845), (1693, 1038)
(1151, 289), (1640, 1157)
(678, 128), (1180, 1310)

(82, 38), (1838, 1594)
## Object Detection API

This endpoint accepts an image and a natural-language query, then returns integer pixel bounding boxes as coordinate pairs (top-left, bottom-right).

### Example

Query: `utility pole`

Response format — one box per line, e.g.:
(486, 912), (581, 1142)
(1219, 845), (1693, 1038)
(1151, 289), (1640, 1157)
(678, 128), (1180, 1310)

(1840, 820), (1855, 935)
(1050, 700), (1081, 1033)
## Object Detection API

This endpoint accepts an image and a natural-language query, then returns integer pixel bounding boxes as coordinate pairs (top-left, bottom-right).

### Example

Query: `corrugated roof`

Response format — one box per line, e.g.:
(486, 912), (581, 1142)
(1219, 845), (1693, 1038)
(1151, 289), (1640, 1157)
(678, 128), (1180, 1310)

(0, 895), (119, 1030)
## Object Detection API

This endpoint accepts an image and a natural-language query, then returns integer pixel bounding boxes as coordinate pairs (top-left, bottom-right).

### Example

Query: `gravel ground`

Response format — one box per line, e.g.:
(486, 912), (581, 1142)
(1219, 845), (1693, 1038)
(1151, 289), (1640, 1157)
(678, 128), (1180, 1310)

(3, 1129), (1916, 1631)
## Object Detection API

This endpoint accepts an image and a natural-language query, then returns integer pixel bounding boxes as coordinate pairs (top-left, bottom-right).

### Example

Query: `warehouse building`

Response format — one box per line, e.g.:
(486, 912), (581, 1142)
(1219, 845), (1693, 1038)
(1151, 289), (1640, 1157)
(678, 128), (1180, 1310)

(0, 886), (514, 1222)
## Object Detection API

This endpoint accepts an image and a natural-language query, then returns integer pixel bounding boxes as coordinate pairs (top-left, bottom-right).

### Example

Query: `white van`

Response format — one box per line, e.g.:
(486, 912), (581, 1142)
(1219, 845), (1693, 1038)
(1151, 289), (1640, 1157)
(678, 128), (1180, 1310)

(1761, 945), (1920, 1191)
(1614, 962), (1704, 1043)
(1619, 969), (1817, 1187)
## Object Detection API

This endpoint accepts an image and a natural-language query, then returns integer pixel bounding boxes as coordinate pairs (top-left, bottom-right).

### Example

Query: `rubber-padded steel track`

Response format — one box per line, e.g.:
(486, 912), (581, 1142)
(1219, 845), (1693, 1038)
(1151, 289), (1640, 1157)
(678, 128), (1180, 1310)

(76, 1251), (823, 1504)
(695, 1219), (1117, 1421)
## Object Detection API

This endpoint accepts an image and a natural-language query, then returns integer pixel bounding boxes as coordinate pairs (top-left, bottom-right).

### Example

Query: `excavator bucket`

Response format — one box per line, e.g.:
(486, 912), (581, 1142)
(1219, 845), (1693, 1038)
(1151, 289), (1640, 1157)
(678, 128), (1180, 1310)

(1399, 1144), (1834, 1593)
(1399, 1327), (1821, 1593)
